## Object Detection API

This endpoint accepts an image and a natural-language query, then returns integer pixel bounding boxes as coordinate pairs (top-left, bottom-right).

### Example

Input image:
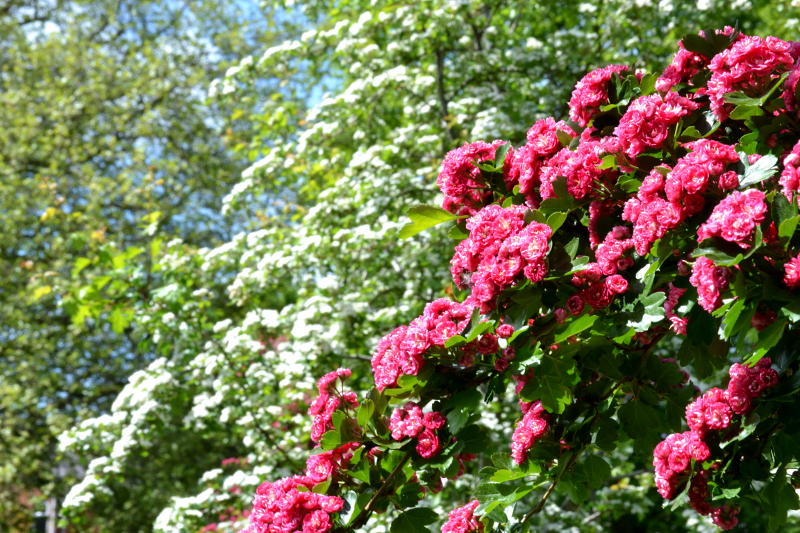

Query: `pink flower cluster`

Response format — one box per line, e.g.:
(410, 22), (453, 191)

(388, 402), (447, 458)
(708, 35), (795, 120)
(568, 64), (629, 126)
(779, 139), (800, 201)
(371, 298), (473, 391)
(689, 257), (731, 312)
(305, 443), (360, 483)
(308, 368), (358, 442)
(622, 140), (739, 256)
(510, 400), (548, 465)
(697, 189), (767, 248)
(614, 91), (699, 158)
(568, 263), (629, 311)
(507, 118), (574, 206)
(663, 283), (688, 335)
(538, 138), (617, 201)
(656, 27), (741, 93)
(441, 500), (483, 533)
(437, 140), (509, 215)
(784, 251), (800, 289)
(242, 475), (344, 533)
(450, 205), (551, 312)
(725, 359), (779, 414)
(653, 359), (778, 528)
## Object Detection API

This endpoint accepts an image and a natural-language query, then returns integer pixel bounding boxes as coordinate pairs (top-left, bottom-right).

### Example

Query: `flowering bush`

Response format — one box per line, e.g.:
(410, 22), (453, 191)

(240, 28), (800, 532)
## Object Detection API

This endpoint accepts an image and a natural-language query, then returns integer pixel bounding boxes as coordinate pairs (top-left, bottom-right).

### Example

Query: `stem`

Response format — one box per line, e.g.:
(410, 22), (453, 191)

(521, 450), (580, 524)
(347, 452), (411, 531)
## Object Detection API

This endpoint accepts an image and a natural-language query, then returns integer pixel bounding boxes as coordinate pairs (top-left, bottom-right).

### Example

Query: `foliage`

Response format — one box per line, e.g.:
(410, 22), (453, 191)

(54, 1), (800, 532)
(0, 0), (277, 529)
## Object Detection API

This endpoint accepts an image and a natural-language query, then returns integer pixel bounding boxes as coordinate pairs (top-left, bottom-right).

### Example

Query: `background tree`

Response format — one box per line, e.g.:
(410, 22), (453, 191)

(0, 0), (290, 529)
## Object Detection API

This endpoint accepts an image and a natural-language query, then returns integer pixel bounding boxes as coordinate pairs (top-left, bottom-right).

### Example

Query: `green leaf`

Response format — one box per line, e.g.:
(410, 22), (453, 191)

(729, 104), (763, 120)
(678, 126), (702, 140)
(618, 401), (663, 448)
(444, 334), (466, 348)
(546, 211), (568, 233)
(739, 153), (778, 189)
(72, 257), (92, 277)
(390, 508), (437, 533)
(357, 400), (374, 427)
(628, 292), (666, 332)
(447, 224), (468, 240)
(745, 319), (786, 365)
(596, 154), (617, 170)
(31, 285), (53, 301)
(722, 298), (746, 339)
(494, 142), (511, 169)
(489, 469), (531, 483)
(320, 428), (342, 451)
(764, 468), (799, 531)
(556, 129), (573, 147)
(723, 91), (762, 106)
(639, 72), (656, 95)
(581, 455), (611, 490)
(778, 215), (800, 241)
(109, 307), (129, 334)
(399, 205), (463, 239)
(464, 320), (493, 343)
(554, 314), (598, 343)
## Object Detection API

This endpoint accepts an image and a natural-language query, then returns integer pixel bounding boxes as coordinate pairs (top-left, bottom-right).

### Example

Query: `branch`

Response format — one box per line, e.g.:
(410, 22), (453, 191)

(347, 452), (411, 530)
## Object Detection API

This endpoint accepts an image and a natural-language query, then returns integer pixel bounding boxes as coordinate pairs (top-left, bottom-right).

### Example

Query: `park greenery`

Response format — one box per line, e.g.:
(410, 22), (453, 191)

(4, 1), (800, 532)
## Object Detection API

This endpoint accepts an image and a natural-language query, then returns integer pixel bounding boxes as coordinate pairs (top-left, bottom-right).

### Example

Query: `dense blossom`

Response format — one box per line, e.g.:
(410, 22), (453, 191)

(708, 35), (794, 120)
(653, 431), (710, 499)
(656, 28), (740, 92)
(308, 369), (358, 442)
(508, 118), (575, 206)
(726, 358), (778, 414)
(241, 475), (344, 533)
(437, 140), (510, 215)
(441, 500), (483, 533)
(654, 359), (778, 527)
(568, 64), (629, 126)
(614, 91), (699, 158)
(305, 443), (360, 483)
(779, 140), (800, 201)
(510, 400), (549, 465)
(389, 402), (447, 458)
(785, 252), (800, 289)
(539, 139), (617, 200)
(689, 257), (730, 312)
(371, 299), (473, 390)
(451, 205), (551, 312)
(697, 189), (767, 247)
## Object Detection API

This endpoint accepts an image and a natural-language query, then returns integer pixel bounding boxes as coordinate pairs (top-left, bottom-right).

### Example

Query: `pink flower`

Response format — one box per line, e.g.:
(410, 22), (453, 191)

(308, 369), (357, 442)
(568, 64), (629, 126)
(708, 35), (794, 120)
(437, 140), (511, 215)
(242, 475), (344, 533)
(689, 257), (730, 312)
(389, 402), (425, 440)
(697, 189), (767, 248)
(452, 205), (551, 312)
(615, 92), (699, 158)
(415, 428), (442, 458)
(442, 500), (483, 533)
(510, 401), (548, 464)
(784, 253), (800, 289)
(779, 140), (800, 201)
